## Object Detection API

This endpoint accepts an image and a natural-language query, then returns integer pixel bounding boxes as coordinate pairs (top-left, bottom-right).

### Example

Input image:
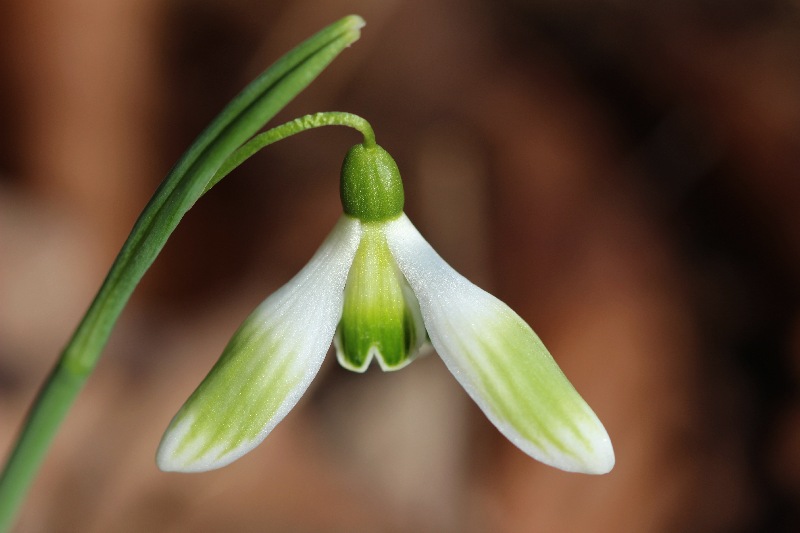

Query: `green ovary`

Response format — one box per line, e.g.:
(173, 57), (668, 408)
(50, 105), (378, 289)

(335, 223), (424, 372)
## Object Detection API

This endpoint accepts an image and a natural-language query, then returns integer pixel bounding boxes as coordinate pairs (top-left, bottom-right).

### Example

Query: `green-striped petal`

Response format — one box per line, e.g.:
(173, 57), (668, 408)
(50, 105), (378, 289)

(157, 216), (361, 472)
(334, 221), (426, 372)
(385, 214), (614, 474)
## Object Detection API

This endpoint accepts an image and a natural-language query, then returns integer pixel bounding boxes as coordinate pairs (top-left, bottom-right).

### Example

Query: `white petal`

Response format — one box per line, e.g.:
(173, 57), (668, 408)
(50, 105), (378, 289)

(385, 215), (614, 474)
(157, 216), (361, 472)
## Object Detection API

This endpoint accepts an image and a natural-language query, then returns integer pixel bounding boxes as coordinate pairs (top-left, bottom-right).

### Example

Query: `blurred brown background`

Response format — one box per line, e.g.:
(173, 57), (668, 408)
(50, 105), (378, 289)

(2, 0), (800, 531)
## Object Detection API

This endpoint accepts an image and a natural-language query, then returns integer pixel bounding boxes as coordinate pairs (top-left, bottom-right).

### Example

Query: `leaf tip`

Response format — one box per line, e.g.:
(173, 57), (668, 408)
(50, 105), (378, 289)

(342, 14), (366, 31)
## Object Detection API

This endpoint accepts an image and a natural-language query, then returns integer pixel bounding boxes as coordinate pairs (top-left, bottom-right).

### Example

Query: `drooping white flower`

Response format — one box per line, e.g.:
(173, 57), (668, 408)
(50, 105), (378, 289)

(157, 144), (614, 475)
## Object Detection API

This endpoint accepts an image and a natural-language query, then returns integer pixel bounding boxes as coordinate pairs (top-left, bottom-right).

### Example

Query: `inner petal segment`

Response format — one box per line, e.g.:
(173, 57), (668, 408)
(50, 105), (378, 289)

(335, 222), (426, 372)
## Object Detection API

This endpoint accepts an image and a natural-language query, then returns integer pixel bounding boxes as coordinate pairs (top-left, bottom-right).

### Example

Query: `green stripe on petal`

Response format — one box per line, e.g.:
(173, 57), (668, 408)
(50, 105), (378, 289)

(385, 215), (614, 474)
(157, 216), (361, 472)
(334, 222), (426, 372)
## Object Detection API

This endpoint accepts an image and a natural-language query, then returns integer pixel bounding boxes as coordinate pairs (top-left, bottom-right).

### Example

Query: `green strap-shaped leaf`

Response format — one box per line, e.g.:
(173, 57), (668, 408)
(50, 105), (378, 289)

(67, 15), (365, 372)
(0, 16), (364, 531)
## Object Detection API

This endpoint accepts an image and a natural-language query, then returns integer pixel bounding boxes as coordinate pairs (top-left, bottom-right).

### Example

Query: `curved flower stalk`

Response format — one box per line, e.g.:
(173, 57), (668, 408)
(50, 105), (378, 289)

(158, 144), (615, 475)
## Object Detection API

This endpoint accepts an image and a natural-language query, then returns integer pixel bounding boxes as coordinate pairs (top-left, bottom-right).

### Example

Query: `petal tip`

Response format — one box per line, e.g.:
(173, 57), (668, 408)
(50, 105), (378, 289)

(554, 421), (615, 475)
(577, 434), (615, 475)
(155, 415), (227, 473)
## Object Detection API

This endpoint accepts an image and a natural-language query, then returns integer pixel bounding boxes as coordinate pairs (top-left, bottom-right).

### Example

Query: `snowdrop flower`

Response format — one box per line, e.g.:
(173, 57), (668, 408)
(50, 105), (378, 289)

(157, 143), (614, 475)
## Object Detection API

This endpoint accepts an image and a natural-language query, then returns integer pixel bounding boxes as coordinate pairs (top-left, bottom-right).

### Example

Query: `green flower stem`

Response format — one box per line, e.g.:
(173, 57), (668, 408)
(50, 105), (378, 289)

(206, 111), (376, 192)
(0, 15), (366, 532)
